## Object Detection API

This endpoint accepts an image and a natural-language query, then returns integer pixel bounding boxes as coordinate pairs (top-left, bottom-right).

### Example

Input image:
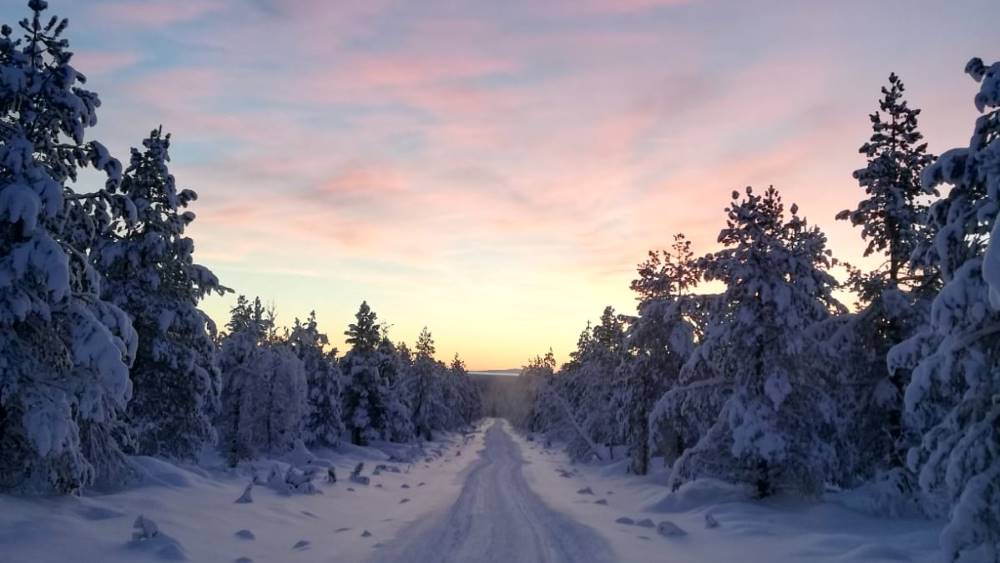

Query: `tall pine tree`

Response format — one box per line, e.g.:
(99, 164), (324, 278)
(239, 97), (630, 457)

(621, 234), (700, 474)
(822, 74), (936, 483)
(96, 128), (228, 460)
(340, 301), (390, 445)
(0, 1), (137, 493)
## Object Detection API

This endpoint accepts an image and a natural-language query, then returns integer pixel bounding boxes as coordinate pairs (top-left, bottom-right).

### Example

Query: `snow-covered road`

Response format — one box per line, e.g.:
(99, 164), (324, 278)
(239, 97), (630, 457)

(370, 421), (615, 563)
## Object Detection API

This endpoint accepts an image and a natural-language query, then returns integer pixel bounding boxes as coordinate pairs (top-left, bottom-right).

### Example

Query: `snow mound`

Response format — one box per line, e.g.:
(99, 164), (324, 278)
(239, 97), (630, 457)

(615, 517), (635, 525)
(337, 442), (391, 462)
(131, 456), (197, 489)
(839, 544), (912, 561)
(827, 470), (924, 518)
(645, 478), (751, 513)
(127, 515), (187, 560)
(75, 502), (126, 521)
(656, 520), (687, 537)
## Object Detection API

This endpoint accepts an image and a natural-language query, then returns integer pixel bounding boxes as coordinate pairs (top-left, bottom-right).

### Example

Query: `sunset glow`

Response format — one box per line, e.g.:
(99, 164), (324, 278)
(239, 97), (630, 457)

(28, 0), (1000, 369)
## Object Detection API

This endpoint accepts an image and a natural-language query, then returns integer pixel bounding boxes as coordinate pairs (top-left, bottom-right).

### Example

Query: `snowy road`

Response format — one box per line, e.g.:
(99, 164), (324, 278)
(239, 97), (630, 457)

(370, 421), (615, 563)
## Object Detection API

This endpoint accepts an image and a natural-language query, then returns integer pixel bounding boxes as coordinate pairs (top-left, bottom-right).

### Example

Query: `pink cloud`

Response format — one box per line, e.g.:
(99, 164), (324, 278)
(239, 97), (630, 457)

(569, 0), (694, 13)
(95, 0), (227, 26)
(73, 50), (141, 76)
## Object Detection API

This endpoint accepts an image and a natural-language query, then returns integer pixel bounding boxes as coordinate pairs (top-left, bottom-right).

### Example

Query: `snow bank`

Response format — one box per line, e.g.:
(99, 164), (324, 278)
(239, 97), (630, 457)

(0, 424), (486, 563)
(510, 423), (943, 563)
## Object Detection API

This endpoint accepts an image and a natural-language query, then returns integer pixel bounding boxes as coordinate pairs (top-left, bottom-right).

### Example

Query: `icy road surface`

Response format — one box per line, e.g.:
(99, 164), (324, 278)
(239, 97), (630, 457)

(371, 421), (615, 563)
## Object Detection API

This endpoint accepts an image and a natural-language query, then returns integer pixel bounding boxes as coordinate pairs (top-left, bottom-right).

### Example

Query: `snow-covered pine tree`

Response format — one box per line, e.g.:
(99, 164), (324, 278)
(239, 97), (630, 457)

(0, 1), (138, 494)
(288, 311), (344, 449)
(890, 58), (1000, 562)
(823, 74), (936, 483)
(217, 296), (307, 463)
(95, 128), (228, 460)
(668, 187), (843, 497)
(340, 301), (390, 445)
(518, 350), (556, 432)
(258, 340), (308, 454)
(410, 327), (443, 441)
(449, 354), (480, 425)
(535, 310), (626, 462)
(579, 307), (627, 458)
(838, 72), (937, 291)
(620, 234), (699, 475)
(217, 296), (271, 464)
(379, 335), (414, 442)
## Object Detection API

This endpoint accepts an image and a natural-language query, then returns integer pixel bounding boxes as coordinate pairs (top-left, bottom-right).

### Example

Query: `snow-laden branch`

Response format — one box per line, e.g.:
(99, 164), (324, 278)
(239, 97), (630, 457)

(551, 391), (605, 462)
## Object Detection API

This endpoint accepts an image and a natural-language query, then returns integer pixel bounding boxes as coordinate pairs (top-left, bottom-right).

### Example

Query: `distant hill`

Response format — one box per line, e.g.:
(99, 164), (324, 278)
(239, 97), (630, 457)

(468, 369), (521, 377)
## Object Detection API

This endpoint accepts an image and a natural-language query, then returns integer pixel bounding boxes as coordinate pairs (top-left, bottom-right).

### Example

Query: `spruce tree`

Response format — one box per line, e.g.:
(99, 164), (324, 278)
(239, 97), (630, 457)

(96, 128), (228, 460)
(0, 0), (137, 493)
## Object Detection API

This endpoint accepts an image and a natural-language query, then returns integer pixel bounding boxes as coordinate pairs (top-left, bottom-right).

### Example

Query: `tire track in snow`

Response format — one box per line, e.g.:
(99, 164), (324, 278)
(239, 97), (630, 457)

(369, 421), (614, 563)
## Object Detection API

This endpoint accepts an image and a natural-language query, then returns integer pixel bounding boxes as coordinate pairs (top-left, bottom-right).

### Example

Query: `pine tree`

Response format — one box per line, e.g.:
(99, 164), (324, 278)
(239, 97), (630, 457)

(669, 187), (843, 497)
(410, 327), (440, 441)
(217, 297), (307, 463)
(449, 354), (480, 425)
(340, 301), (389, 445)
(288, 311), (343, 449)
(95, 128), (228, 460)
(535, 310), (626, 462)
(827, 74), (936, 481)
(217, 296), (270, 464)
(379, 335), (414, 442)
(838, 72), (937, 291)
(620, 234), (700, 474)
(890, 58), (1000, 561)
(0, 1), (138, 493)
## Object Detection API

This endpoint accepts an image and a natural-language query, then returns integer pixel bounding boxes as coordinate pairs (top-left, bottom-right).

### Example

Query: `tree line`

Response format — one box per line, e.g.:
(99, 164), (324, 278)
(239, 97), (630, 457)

(516, 67), (1000, 561)
(0, 1), (480, 496)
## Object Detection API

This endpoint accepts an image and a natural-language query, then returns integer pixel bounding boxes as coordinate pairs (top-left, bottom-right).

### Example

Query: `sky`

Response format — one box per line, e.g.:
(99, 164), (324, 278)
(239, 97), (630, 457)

(6, 0), (999, 370)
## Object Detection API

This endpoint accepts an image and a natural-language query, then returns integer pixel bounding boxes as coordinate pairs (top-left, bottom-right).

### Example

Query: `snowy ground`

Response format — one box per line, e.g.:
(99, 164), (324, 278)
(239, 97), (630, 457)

(514, 428), (944, 563)
(0, 426), (486, 563)
(371, 423), (612, 563)
(0, 419), (944, 563)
